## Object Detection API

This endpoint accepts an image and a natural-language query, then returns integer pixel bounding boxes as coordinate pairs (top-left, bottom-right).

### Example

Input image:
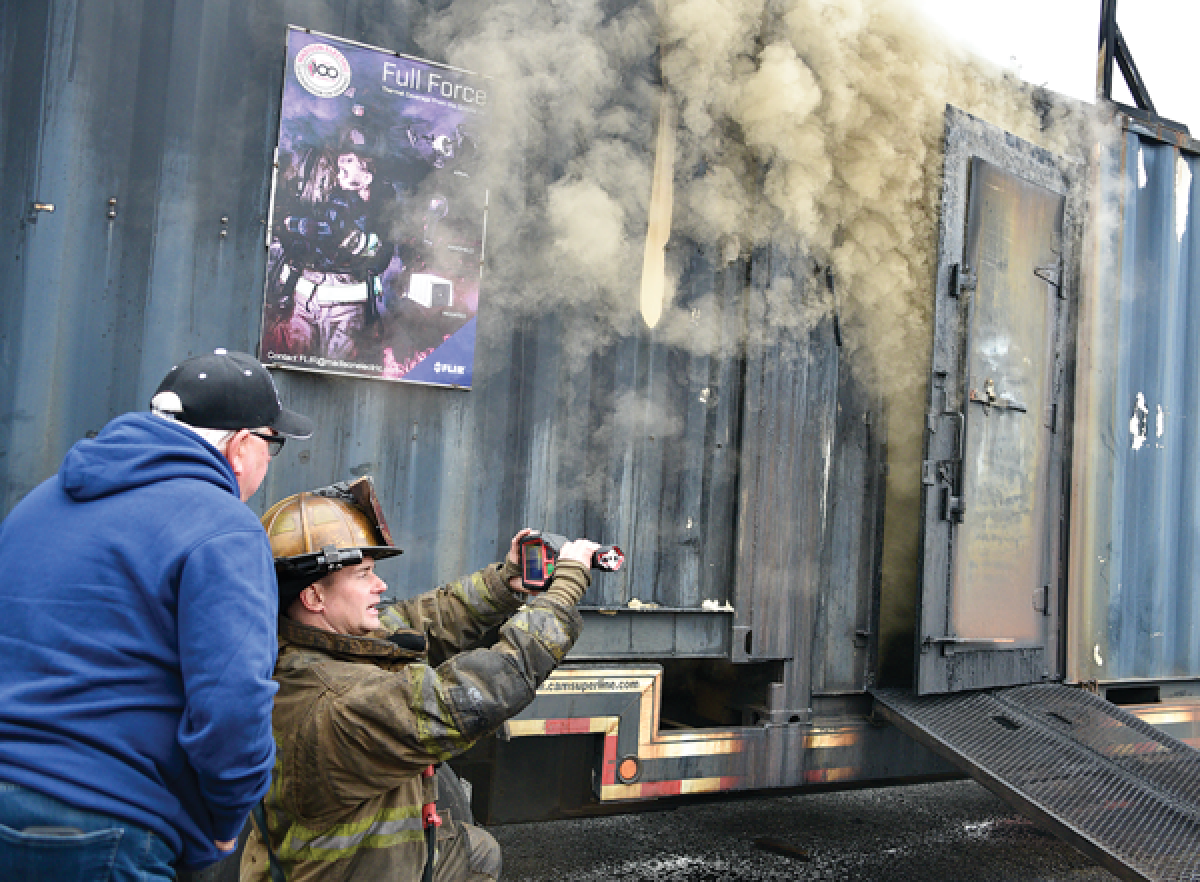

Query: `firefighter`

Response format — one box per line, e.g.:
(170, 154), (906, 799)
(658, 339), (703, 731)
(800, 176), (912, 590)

(241, 477), (598, 882)
(266, 126), (395, 362)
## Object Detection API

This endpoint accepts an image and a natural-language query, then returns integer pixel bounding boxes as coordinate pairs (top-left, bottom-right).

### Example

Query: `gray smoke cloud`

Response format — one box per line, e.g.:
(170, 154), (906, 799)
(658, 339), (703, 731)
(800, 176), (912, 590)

(414, 0), (1104, 660)
(415, 0), (660, 364)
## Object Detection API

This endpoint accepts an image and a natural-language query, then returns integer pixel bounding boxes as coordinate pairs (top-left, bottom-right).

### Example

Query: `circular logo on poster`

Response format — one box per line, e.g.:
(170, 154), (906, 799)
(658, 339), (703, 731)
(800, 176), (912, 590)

(294, 43), (352, 98)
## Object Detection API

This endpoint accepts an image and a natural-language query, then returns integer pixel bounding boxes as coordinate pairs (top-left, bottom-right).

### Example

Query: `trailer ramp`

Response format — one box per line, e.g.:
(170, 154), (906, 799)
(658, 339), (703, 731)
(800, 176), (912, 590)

(873, 685), (1200, 882)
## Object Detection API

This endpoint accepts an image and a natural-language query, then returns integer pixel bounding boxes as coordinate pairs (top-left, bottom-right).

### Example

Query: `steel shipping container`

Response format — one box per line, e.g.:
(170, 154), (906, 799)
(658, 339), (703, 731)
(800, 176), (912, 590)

(8, 1), (1200, 866)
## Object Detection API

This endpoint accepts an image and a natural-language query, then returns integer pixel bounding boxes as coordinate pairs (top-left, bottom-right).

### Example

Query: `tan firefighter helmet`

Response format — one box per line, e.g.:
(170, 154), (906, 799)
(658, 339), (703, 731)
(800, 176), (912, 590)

(263, 476), (401, 606)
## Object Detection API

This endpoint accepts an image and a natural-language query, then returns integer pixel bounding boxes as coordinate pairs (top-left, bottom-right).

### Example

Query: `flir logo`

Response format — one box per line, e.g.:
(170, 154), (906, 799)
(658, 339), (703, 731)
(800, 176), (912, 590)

(434, 363), (465, 376)
(294, 43), (352, 98)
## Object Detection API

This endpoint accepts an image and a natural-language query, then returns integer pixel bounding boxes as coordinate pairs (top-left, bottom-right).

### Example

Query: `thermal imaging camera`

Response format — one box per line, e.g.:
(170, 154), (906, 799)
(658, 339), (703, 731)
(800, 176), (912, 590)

(516, 531), (624, 592)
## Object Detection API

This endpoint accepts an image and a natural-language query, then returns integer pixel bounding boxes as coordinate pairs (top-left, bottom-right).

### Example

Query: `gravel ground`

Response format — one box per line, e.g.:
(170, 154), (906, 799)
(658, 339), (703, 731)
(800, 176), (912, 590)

(492, 779), (1118, 882)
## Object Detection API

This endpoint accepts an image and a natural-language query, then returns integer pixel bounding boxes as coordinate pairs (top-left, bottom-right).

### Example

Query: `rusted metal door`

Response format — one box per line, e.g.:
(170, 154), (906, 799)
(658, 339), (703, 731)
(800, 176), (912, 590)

(917, 108), (1079, 695)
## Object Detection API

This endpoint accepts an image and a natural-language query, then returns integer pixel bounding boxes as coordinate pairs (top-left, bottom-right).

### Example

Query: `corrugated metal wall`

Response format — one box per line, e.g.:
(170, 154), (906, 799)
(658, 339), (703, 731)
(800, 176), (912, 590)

(0, 0), (883, 680)
(0, 0), (396, 509)
(1071, 122), (1200, 681)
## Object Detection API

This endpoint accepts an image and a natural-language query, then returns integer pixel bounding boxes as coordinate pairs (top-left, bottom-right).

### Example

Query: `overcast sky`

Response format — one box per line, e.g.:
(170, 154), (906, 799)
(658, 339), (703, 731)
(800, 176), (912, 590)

(910, 0), (1200, 131)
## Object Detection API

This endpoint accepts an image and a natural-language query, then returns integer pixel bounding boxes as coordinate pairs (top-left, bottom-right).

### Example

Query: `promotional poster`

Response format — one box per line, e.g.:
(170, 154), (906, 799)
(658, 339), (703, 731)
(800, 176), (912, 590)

(260, 29), (487, 387)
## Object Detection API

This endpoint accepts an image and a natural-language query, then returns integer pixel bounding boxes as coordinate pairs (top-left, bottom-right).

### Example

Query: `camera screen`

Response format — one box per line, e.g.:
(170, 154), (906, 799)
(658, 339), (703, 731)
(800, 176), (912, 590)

(522, 543), (546, 582)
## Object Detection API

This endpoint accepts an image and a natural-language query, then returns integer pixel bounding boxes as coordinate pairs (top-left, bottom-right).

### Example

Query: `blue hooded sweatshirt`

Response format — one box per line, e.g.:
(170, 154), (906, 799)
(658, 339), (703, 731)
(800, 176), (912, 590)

(0, 412), (279, 868)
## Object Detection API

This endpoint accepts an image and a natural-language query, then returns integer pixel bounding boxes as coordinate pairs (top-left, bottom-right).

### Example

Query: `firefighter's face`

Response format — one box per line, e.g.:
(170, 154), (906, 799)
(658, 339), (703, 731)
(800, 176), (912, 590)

(337, 153), (373, 195)
(314, 557), (386, 636)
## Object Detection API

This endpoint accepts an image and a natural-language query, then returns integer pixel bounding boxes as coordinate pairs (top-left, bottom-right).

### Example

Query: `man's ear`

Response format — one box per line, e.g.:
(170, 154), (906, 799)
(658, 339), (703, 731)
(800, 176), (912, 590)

(222, 430), (252, 479)
(298, 581), (326, 613)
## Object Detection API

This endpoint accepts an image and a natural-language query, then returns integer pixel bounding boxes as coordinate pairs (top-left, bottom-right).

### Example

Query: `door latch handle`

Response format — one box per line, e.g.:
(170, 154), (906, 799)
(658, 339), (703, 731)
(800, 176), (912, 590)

(968, 378), (1026, 413)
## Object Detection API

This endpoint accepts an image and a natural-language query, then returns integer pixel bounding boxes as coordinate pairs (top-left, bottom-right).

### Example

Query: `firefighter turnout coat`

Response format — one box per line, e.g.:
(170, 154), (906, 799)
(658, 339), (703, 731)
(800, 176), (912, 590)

(240, 559), (588, 882)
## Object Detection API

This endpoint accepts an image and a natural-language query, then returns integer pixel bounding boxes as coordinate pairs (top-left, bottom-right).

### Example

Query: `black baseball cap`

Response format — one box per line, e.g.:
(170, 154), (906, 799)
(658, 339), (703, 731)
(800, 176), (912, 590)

(152, 349), (314, 439)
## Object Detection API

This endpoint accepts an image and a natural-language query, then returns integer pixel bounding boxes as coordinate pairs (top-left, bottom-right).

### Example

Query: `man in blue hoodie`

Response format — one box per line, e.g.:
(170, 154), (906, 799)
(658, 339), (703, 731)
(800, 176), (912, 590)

(0, 349), (314, 881)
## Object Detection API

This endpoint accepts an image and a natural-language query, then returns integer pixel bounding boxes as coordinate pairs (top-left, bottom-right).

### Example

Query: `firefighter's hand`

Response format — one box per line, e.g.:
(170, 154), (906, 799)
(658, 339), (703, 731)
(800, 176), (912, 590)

(506, 528), (533, 593)
(215, 838), (237, 853)
(558, 539), (601, 566)
(507, 529), (533, 567)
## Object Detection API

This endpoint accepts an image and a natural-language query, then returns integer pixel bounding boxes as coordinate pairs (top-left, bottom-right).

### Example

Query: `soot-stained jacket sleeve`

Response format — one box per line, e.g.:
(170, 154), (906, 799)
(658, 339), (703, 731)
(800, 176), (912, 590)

(176, 529), (279, 844)
(316, 563), (590, 805)
(377, 560), (524, 664)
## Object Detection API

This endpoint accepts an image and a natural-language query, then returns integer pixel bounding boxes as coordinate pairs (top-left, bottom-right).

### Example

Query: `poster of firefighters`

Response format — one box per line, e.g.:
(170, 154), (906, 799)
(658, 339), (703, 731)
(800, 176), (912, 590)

(260, 29), (487, 388)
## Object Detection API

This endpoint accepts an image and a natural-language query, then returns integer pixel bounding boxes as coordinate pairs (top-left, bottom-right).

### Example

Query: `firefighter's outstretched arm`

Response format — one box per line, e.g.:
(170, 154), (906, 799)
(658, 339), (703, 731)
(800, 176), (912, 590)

(377, 558), (523, 664)
(378, 530), (599, 663)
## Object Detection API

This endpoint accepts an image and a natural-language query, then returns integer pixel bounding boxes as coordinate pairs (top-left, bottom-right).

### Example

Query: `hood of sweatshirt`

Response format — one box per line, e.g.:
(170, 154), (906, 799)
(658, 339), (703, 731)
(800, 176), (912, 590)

(60, 411), (239, 502)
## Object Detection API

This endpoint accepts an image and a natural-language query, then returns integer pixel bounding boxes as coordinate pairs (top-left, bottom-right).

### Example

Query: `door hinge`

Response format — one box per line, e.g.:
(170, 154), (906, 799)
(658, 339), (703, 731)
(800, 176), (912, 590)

(1033, 585), (1051, 616)
(950, 262), (977, 298)
(950, 261), (979, 300)
(1034, 261), (1065, 298)
(923, 635), (1024, 656)
(940, 488), (964, 523)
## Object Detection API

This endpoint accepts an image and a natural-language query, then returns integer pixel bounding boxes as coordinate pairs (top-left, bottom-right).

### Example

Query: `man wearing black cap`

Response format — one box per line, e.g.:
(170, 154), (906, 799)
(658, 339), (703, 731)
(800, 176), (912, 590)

(0, 349), (313, 882)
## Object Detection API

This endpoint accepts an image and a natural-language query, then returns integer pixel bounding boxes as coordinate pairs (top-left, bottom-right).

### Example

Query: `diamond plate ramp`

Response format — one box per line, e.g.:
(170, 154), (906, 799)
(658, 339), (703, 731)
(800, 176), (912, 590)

(873, 685), (1200, 882)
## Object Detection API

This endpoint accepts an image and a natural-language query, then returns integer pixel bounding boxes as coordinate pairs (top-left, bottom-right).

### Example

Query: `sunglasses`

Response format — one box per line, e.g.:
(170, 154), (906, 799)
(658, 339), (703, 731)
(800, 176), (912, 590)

(247, 430), (286, 457)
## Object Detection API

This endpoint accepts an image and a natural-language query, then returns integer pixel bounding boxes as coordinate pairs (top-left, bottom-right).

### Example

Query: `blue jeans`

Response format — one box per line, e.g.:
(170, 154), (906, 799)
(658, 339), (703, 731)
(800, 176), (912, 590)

(0, 780), (175, 881)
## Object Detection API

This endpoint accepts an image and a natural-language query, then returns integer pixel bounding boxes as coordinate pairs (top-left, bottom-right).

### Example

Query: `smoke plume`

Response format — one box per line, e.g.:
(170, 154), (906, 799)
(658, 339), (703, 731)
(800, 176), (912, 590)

(415, 0), (1097, 673)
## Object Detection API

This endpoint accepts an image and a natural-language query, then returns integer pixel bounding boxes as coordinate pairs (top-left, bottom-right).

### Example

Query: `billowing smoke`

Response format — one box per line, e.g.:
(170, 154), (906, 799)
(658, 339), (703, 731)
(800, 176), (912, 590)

(415, 0), (1096, 670)
(416, 0), (660, 354)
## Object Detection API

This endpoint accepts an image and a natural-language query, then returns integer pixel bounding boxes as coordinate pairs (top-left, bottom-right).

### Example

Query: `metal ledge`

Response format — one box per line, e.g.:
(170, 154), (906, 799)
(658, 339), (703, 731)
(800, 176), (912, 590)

(569, 608), (733, 659)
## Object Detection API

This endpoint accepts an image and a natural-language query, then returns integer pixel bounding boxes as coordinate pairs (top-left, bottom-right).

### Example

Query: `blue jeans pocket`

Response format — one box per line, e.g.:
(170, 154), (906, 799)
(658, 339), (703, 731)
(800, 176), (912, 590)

(0, 821), (123, 882)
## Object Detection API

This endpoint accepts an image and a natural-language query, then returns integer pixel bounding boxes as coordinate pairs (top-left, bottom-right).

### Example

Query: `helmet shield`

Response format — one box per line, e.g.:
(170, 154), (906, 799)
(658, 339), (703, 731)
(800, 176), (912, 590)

(336, 476), (397, 549)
